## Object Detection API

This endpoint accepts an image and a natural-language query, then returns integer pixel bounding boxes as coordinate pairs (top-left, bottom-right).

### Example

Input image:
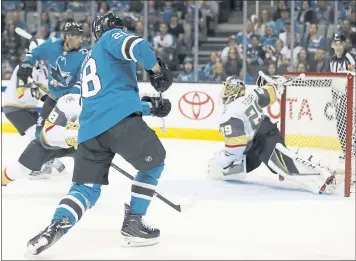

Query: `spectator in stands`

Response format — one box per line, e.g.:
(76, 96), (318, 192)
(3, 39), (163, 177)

(296, 1), (316, 25)
(239, 70), (254, 84)
(135, 20), (144, 37)
(152, 22), (174, 52)
(275, 8), (291, 34)
(210, 62), (226, 82)
(274, 39), (290, 69)
(67, 1), (89, 12)
(81, 21), (91, 50)
(346, 35), (356, 55)
(10, 10), (26, 30)
(267, 62), (277, 76)
(162, 2), (175, 25)
(261, 22), (278, 46)
(108, 0), (130, 13)
(2, 1), (22, 12)
(3, 22), (22, 68)
(264, 45), (277, 65)
(98, 1), (110, 15)
(236, 20), (254, 45)
(168, 14), (184, 41)
(315, 0), (333, 24)
(177, 57), (194, 82)
(223, 47), (243, 77)
(199, 0), (219, 36)
(169, 15), (189, 64)
(221, 36), (242, 64)
(246, 34), (265, 66)
(40, 12), (53, 34)
(351, 11), (356, 30)
(254, 8), (271, 36)
(273, 0), (287, 21)
(303, 23), (325, 54)
(202, 51), (219, 79)
(295, 47), (310, 70)
(145, 0), (160, 41)
(340, 20), (353, 39)
(38, 25), (49, 40)
(43, 1), (66, 12)
(296, 62), (307, 72)
(309, 48), (329, 72)
(283, 32), (303, 63)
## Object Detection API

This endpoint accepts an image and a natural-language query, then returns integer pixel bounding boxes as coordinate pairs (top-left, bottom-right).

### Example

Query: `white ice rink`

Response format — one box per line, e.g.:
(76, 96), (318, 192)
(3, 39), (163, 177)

(1, 134), (355, 260)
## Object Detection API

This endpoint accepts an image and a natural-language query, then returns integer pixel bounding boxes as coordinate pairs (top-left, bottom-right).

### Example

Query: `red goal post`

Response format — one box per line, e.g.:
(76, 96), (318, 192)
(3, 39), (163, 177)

(281, 72), (355, 197)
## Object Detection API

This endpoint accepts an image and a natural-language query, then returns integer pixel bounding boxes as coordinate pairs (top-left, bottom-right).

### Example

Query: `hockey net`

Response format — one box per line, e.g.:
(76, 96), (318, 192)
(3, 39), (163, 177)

(281, 72), (355, 197)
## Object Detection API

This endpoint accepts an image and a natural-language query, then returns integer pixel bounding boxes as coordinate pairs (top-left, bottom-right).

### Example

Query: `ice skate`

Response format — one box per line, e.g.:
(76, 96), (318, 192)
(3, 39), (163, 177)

(120, 204), (160, 247)
(27, 216), (71, 255)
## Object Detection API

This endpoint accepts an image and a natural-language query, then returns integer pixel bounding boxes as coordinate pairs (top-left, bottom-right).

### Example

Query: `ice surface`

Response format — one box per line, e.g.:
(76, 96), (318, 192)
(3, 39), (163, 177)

(1, 134), (355, 260)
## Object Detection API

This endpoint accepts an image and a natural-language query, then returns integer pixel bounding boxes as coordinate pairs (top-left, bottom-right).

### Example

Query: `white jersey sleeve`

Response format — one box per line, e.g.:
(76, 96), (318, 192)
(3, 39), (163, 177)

(41, 94), (81, 149)
(2, 64), (48, 108)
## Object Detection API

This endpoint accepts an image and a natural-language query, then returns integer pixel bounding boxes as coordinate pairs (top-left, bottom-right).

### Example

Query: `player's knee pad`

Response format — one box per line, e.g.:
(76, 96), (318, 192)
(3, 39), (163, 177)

(3, 161), (32, 181)
(267, 143), (299, 176)
(70, 183), (102, 208)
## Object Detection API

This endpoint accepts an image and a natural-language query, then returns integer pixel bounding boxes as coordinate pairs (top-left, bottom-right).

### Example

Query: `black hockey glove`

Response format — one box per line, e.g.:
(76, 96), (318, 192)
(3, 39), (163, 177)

(141, 96), (171, 118)
(17, 61), (33, 85)
(146, 58), (173, 92)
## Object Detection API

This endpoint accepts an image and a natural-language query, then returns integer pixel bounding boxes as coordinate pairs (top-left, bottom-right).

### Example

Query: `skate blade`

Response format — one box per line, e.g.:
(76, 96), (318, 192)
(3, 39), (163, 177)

(26, 237), (48, 255)
(120, 235), (159, 247)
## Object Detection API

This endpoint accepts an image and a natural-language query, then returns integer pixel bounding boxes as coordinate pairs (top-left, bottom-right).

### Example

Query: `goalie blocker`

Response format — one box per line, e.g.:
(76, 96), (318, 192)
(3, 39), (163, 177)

(208, 73), (336, 194)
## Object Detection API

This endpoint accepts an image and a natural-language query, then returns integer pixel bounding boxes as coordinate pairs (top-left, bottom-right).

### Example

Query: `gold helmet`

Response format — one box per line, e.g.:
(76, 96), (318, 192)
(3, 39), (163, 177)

(222, 76), (246, 104)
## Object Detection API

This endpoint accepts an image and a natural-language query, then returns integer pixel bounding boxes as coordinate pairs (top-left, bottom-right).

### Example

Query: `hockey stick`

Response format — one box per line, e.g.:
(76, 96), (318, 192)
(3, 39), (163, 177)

(159, 91), (166, 134)
(15, 27), (36, 42)
(110, 163), (181, 212)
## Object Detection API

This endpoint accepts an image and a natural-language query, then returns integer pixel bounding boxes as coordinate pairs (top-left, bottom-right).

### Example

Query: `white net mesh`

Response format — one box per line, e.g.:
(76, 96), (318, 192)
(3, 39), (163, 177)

(283, 72), (355, 196)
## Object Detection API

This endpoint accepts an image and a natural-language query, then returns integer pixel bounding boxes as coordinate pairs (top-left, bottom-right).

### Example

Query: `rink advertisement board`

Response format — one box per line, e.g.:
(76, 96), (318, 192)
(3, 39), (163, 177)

(1, 81), (340, 149)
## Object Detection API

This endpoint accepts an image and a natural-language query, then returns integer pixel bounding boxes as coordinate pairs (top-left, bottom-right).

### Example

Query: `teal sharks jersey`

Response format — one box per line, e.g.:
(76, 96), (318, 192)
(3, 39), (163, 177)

(78, 28), (157, 143)
(24, 37), (87, 100)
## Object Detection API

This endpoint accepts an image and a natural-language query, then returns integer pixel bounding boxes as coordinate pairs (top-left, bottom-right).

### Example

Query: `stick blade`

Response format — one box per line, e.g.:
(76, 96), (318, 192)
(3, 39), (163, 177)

(15, 27), (33, 40)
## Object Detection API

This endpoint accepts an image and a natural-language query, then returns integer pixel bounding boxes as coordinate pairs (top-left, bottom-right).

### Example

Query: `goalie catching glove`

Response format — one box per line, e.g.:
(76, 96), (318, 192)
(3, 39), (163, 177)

(256, 70), (294, 96)
(141, 96), (172, 118)
(146, 58), (173, 92)
(65, 119), (79, 149)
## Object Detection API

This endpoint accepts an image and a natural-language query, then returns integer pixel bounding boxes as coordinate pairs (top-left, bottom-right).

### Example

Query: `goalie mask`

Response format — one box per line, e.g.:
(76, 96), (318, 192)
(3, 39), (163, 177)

(222, 76), (246, 104)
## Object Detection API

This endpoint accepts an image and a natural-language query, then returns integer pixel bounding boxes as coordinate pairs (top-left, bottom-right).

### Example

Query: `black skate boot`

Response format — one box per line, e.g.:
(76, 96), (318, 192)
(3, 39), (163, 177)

(27, 216), (71, 255)
(120, 203), (160, 247)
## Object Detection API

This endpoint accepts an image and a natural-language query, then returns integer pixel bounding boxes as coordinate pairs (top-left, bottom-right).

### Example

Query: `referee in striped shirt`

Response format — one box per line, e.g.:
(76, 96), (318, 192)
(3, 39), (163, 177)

(329, 33), (356, 160)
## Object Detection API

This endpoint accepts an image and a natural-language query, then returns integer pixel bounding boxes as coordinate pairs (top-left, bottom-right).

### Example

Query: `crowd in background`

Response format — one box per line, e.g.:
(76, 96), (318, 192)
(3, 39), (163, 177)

(1, 0), (356, 83)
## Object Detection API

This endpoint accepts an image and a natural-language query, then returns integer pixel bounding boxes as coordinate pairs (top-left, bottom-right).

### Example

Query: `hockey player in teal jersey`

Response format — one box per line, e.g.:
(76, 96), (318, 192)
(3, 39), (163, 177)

(27, 13), (173, 255)
(17, 22), (87, 138)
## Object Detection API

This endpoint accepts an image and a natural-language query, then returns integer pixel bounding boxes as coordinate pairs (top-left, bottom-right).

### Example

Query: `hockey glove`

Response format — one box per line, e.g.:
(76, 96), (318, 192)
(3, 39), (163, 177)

(146, 58), (173, 92)
(17, 61), (33, 85)
(141, 96), (172, 118)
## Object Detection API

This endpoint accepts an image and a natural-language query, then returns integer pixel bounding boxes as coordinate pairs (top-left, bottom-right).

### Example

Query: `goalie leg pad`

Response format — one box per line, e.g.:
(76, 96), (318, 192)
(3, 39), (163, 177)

(267, 143), (300, 177)
(208, 154), (247, 180)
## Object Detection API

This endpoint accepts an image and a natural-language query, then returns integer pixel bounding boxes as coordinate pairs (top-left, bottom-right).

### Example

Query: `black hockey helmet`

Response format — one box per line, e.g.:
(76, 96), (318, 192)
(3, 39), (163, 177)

(92, 12), (126, 42)
(333, 33), (346, 43)
(63, 22), (84, 37)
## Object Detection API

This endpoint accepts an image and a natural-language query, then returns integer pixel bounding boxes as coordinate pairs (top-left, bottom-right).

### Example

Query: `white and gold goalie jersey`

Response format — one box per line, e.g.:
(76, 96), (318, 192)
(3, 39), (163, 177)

(40, 93), (81, 149)
(219, 85), (277, 149)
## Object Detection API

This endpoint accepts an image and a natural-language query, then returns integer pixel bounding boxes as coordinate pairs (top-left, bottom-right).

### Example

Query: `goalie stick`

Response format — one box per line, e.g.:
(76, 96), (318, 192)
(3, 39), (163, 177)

(110, 163), (181, 212)
(15, 27), (37, 42)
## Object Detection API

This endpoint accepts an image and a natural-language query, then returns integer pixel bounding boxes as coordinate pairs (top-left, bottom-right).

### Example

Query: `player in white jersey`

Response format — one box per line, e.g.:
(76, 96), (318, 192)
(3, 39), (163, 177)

(2, 93), (80, 186)
(3, 39), (48, 140)
(208, 72), (337, 194)
(3, 39), (66, 175)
